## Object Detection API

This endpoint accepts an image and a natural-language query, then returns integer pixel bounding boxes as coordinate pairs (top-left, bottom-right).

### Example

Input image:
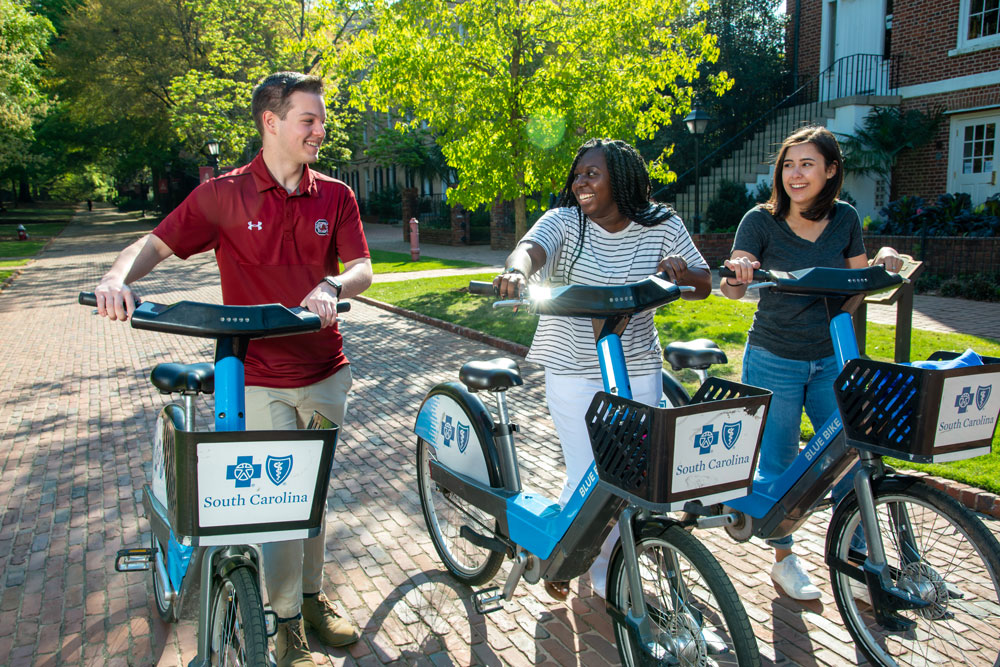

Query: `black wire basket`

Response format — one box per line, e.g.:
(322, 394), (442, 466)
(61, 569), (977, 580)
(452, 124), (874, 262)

(835, 354), (1000, 463)
(585, 378), (771, 512)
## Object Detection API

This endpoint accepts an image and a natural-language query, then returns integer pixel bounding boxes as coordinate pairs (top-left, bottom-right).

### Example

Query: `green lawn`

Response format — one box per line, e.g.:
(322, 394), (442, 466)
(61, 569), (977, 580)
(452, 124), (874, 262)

(0, 259), (29, 283)
(362, 248), (489, 274)
(0, 222), (68, 237)
(366, 273), (1000, 494)
(0, 239), (49, 257)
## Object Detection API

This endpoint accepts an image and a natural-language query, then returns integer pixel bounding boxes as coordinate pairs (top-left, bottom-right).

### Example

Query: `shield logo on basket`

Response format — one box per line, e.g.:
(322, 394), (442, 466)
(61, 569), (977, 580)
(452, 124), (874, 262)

(266, 455), (293, 486)
(977, 385), (992, 411)
(457, 422), (470, 453)
(722, 421), (742, 450)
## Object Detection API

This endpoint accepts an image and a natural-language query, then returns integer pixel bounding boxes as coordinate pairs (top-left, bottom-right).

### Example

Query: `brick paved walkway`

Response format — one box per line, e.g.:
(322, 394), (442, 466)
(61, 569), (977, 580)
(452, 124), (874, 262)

(0, 208), (998, 666)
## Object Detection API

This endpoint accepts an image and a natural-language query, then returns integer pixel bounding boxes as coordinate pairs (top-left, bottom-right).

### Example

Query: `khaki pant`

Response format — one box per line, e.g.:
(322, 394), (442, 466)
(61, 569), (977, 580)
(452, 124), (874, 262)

(245, 365), (352, 619)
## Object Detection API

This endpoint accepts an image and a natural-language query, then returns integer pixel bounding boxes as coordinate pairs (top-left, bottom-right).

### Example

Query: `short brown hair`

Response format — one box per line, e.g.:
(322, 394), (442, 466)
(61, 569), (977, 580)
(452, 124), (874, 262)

(251, 72), (324, 135)
(765, 125), (844, 221)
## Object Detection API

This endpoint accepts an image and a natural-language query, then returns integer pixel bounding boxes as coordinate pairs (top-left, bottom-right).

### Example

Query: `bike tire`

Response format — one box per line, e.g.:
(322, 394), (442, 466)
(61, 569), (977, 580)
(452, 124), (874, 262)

(608, 522), (760, 666)
(208, 566), (269, 667)
(827, 479), (1000, 667)
(417, 437), (504, 586)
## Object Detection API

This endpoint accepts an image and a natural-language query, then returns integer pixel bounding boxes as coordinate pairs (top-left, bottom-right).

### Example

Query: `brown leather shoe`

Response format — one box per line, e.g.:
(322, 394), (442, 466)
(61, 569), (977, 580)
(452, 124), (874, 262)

(544, 580), (570, 601)
(275, 617), (316, 667)
(301, 592), (360, 648)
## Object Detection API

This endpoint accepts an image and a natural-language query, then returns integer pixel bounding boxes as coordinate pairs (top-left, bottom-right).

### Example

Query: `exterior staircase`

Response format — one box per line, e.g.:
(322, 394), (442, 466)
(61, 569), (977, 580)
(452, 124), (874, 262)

(663, 53), (899, 229)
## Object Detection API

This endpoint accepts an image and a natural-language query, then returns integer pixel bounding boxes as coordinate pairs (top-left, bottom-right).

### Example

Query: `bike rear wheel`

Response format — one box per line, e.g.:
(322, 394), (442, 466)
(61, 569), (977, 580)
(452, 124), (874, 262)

(608, 522), (760, 666)
(417, 437), (503, 586)
(828, 479), (1000, 667)
(209, 566), (269, 666)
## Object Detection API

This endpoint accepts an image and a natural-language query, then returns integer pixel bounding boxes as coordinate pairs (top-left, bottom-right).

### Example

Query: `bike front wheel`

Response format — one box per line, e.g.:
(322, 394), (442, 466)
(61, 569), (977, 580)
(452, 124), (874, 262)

(209, 566), (269, 666)
(608, 522), (760, 666)
(417, 437), (504, 586)
(828, 478), (1000, 667)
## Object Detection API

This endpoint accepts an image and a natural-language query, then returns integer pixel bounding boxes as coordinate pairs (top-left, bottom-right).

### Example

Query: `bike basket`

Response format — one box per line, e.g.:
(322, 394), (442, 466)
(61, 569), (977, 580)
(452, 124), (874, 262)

(585, 378), (771, 512)
(161, 422), (338, 546)
(835, 357), (1000, 463)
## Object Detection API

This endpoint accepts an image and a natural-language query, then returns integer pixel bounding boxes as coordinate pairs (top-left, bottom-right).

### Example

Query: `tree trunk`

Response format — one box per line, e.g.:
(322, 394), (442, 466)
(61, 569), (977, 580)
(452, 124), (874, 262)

(514, 195), (527, 241)
(18, 176), (32, 203)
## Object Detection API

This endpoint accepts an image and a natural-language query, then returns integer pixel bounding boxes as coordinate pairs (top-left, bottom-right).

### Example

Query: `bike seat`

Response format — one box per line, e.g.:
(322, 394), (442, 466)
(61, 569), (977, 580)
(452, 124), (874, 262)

(150, 362), (215, 395)
(459, 358), (523, 392)
(664, 339), (727, 371)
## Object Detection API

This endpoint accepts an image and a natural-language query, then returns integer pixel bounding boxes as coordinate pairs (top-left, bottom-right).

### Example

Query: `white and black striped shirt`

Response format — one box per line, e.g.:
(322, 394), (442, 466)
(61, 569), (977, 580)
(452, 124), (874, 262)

(523, 207), (707, 379)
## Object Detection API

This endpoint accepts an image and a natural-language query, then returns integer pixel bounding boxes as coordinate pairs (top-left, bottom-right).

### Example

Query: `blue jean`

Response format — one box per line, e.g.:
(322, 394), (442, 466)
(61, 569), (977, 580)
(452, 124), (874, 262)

(743, 343), (843, 550)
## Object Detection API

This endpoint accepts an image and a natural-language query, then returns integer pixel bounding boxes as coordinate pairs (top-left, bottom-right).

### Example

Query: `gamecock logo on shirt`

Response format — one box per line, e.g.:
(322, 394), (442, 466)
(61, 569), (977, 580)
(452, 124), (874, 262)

(315, 219), (329, 236)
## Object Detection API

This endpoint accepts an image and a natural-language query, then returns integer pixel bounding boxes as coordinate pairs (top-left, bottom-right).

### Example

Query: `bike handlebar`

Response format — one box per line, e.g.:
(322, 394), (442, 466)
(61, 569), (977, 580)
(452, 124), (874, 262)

(467, 272), (691, 318)
(79, 292), (349, 340)
(716, 265), (904, 297)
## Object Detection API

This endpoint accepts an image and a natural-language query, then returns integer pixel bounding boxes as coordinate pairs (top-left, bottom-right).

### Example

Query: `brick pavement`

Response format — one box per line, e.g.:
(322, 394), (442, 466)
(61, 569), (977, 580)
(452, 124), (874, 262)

(0, 207), (998, 666)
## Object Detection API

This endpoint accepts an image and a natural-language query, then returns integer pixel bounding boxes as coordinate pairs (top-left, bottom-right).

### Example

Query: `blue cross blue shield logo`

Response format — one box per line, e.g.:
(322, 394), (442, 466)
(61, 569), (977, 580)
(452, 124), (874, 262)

(955, 387), (974, 414)
(266, 455), (293, 486)
(457, 422), (470, 453)
(694, 425), (719, 455)
(440, 415), (455, 447)
(722, 421), (742, 450)
(976, 385), (992, 411)
(226, 456), (261, 488)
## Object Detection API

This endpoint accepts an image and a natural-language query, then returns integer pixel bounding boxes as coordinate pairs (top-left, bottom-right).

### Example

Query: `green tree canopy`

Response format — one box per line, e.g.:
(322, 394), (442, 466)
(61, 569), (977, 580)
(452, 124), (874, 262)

(0, 0), (54, 176)
(337, 0), (730, 237)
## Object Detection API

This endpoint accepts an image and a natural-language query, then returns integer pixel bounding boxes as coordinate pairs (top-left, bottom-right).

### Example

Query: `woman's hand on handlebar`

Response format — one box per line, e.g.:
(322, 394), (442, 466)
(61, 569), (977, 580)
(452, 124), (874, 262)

(723, 256), (761, 286)
(657, 255), (689, 283)
(493, 270), (527, 300)
(871, 247), (904, 273)
(94, 279), (137, 322)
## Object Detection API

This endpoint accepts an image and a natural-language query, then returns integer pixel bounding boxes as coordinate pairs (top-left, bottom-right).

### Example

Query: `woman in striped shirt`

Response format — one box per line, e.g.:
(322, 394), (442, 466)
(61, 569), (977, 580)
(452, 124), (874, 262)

(495, 138), (711, 601)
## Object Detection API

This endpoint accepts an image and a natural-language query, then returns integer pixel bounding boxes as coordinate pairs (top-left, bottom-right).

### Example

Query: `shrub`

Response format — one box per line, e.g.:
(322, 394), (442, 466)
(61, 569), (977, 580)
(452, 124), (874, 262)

(705, 180), (754, 232)
(871, 193), (1000, 237)
(920, 272), (1000, 302)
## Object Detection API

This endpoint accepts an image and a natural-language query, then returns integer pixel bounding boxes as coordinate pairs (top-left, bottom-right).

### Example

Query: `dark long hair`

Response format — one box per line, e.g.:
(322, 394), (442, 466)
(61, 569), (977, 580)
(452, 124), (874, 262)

(765, 125), (844, 221)
(556, 138), (675, 279)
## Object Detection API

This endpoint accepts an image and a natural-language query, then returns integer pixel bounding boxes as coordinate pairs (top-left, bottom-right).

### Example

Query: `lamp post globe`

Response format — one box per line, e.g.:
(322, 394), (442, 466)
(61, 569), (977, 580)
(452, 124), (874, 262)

(683, 106), (712, 233)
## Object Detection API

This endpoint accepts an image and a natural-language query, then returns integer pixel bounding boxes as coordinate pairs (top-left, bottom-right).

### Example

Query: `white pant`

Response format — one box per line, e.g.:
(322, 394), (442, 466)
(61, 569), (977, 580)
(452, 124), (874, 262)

(544, 369), (661, 598)
(245, 365), (352, 619)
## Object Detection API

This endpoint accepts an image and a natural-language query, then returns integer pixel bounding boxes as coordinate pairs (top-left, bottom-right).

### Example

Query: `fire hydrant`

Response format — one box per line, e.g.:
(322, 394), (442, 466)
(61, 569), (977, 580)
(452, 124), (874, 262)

(16, 224), (28, 241)
(408, 217), (420, 261)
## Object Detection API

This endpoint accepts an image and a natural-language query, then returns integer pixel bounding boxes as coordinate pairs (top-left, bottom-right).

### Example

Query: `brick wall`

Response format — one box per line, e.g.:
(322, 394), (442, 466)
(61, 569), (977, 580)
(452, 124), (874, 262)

(787, 1), (823, 81)
(690, 233), (735, 268)
(892, 85), (1000, 200)
(894, 0), (1000, 86)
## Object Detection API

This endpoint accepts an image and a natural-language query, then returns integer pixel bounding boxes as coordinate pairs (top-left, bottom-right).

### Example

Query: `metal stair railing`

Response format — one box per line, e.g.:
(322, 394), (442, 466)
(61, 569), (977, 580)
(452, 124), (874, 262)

(658, 53), (899, 216)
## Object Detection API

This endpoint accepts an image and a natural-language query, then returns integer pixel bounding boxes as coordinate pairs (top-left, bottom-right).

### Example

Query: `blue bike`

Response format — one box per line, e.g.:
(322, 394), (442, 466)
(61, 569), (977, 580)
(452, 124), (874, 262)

(81, 292), (346, 667)
(703, 266), (1000, 667)
(414, 274), (768, 666)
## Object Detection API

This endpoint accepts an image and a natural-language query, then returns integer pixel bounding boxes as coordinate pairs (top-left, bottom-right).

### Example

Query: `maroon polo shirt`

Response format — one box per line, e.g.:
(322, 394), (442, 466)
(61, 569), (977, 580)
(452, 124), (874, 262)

(153, 151), (369, 388)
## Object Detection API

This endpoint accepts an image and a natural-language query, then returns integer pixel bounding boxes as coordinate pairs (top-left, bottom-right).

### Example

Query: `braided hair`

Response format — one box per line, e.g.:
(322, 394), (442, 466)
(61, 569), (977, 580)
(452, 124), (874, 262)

(555, 138), (675, 280)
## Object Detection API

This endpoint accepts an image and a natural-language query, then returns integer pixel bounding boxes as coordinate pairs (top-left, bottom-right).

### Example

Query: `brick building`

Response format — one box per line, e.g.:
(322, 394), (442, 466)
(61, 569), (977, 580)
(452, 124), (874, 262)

(787, 0), (999, 208)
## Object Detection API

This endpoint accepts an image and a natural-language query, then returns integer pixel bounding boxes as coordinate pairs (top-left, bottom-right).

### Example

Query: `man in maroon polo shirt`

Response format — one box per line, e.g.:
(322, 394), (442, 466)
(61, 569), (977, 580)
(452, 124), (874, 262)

(94, 72), (370, 666)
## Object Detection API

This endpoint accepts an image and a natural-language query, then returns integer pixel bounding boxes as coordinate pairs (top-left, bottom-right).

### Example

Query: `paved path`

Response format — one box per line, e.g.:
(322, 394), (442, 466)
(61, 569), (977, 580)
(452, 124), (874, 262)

(0, 208), (998, 666)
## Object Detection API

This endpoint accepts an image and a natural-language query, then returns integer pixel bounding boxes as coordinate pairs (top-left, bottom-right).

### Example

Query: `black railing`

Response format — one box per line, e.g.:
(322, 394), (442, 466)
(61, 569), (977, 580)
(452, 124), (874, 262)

(657, 54), (899, 212)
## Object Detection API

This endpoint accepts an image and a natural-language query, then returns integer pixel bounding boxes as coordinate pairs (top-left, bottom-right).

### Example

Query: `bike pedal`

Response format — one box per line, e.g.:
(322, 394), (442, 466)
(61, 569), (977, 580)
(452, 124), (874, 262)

(115, 548), (154, 572)
(472, 586), (503, 615)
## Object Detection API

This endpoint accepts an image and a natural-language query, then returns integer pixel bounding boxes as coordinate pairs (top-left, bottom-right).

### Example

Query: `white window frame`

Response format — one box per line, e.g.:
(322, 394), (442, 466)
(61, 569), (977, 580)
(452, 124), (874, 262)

(951, 0), (1000, 56)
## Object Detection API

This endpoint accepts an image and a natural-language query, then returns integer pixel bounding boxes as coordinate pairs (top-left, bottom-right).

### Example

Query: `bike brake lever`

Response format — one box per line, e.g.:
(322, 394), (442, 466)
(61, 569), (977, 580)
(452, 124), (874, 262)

(492, 299), (525, 309)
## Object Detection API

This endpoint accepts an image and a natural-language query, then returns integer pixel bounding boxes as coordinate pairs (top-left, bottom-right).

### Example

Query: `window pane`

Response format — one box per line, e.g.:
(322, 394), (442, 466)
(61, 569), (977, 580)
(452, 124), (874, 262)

(964, 159), (973, 174)
(970, 15), (982, 38)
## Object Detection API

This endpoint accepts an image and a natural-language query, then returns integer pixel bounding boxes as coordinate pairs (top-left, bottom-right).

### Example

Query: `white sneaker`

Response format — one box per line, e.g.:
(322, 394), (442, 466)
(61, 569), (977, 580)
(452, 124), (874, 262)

(771, 555), (822, 601)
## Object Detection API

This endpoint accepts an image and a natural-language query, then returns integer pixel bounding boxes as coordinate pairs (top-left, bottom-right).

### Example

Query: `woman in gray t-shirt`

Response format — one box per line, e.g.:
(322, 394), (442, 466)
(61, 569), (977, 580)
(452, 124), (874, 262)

(721, 126), (901, 601)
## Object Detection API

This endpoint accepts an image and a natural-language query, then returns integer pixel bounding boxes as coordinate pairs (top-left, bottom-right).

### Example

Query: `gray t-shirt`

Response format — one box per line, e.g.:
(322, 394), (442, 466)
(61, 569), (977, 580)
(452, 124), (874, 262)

(732, 202), (866, 360)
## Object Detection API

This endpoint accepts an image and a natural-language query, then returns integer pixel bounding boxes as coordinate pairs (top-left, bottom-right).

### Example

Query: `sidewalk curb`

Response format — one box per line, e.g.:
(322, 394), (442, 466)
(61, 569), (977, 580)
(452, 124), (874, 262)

(354, 294), (1000, 522)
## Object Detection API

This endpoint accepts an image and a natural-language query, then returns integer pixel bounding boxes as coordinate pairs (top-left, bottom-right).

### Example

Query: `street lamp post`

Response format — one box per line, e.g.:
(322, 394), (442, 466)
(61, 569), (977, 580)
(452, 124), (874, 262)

(684, 105), (712, 233)
(205, 138), (221, 176)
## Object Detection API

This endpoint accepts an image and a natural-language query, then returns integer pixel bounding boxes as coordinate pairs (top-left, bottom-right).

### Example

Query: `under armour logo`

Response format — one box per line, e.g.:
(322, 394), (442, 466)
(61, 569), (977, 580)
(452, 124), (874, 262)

(248, 221), (263, 230)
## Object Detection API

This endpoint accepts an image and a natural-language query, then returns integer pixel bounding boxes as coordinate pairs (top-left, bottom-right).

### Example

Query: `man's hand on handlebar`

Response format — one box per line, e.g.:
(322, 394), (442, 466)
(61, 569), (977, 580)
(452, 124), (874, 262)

(301, 282), (341, 328)
(95, 279), (138, 322)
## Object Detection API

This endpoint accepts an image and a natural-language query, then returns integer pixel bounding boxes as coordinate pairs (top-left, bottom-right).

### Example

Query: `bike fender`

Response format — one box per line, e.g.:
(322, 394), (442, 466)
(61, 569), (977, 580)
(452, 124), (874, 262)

(414, 382), (502, 488)
(823, 474), (920, 562)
